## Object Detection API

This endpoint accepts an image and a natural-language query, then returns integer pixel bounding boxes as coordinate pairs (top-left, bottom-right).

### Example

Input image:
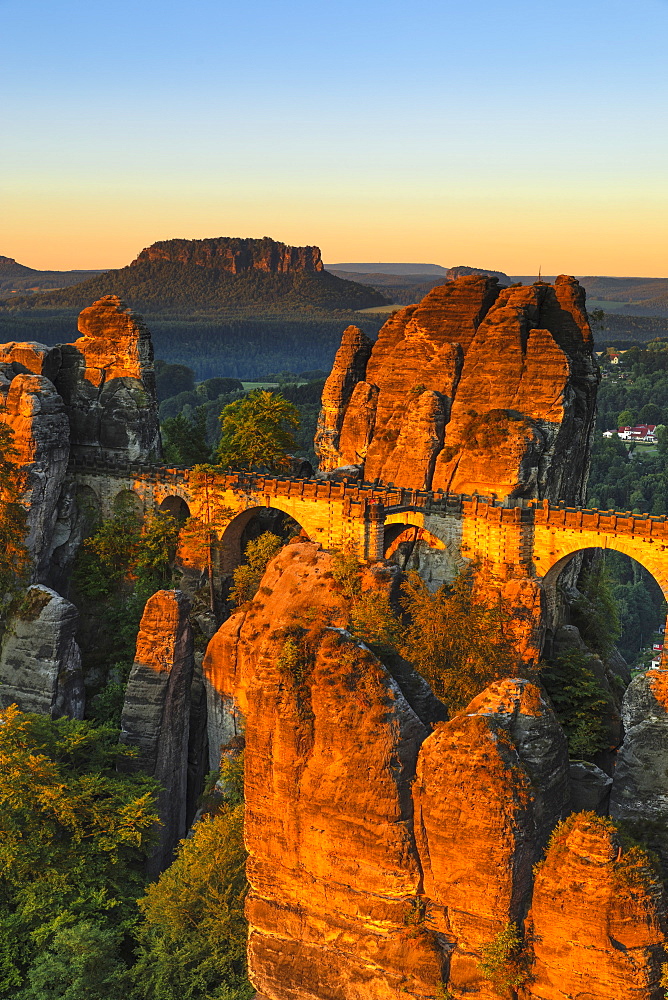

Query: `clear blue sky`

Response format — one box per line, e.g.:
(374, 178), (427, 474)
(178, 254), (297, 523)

(2, 0), (667, 274)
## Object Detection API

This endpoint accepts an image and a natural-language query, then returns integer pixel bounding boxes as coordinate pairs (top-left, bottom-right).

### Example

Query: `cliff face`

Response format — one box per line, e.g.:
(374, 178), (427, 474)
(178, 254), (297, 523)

(0, 372), (70, 579)
(52, 294), (161, 462)
(204, 542), (444, 999)
(413, 678), (569, 997)
(528, 813), (667, 1000)
(120, 589), (194, 873)
(132, 236), (324, 274)
(0, 585), (84, 719)
(203, 543), (666, 1000)
(316, 276), (599, 503)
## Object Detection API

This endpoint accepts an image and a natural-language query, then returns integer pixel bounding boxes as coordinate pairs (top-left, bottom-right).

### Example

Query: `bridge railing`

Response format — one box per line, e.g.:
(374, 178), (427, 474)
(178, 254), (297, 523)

(68, 456), (668, 534)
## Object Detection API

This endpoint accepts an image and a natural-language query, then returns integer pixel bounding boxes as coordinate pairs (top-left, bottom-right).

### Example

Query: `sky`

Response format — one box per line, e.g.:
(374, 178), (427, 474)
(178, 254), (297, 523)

(2, 0), (667, 275)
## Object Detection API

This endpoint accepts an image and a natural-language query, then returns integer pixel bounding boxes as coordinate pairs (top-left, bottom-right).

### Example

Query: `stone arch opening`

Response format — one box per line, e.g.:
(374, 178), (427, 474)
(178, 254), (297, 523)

(159, 495), (191, 523)
(74, 484), (101, 535)
(220, 506), (309, 577)
(112, 488), (143, 518)
(541, 546), (668, 669)
(384, 522), (466, 592)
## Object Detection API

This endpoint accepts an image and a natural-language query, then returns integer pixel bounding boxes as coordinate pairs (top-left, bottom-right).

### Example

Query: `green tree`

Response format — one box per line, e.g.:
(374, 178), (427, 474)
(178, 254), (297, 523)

(478, 923), (530, 998)
(132, 757), (252, 1000)
(217, 390), (299, 472)
(541, 649), (609, 758)
(0, 706), (158, 996)
(617, 408), (636, 427)
(638, 403), (662, 424)
(21, 921), (130, 1000)
(230, 531), (283, 606)
(571, 562), (621, 659)
(162, 410), (210, 466)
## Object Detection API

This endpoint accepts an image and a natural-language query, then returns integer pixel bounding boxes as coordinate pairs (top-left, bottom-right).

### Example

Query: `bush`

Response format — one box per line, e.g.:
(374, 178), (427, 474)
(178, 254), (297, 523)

(478, 923), (530, 998)
(132, 758), (251, 1000)
(541, 649), (609, 759)
(230, 532), (283, 606)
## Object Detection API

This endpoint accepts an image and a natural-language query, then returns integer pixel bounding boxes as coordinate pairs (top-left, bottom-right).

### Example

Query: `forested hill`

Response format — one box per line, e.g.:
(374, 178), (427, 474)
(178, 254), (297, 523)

(3, 256), (389, 314)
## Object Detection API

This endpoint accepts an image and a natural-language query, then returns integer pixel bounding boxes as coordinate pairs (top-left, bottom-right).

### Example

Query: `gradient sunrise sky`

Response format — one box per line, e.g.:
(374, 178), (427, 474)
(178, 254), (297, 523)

(2, 0), (667, 275)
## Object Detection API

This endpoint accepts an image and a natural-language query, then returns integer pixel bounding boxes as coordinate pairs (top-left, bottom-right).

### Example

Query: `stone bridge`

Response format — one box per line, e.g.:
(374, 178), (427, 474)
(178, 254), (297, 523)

(71, 456), (668, 653)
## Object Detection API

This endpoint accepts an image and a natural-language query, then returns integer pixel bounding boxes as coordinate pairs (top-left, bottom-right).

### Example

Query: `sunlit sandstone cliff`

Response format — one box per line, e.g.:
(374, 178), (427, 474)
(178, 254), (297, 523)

(204, 542), (667, 1000)
(315, 275), (599, 503)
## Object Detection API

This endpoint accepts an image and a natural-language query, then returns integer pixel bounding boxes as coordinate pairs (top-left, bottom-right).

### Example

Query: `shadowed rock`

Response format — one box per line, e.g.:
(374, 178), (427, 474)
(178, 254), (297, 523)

(120, 589), (194, 873)
(0, 585), (84, 718)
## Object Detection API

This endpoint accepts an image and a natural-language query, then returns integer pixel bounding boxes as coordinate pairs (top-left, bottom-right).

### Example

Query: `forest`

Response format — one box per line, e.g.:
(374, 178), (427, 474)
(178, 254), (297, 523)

(0, 309), (386, 380)
(1, 261), (388, 314)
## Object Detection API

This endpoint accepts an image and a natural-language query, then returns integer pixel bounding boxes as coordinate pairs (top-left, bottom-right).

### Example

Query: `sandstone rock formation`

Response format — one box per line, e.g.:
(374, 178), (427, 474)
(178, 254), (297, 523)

(610, 669), (668, 868)
(120, 589), (194, 873)
(0, 296), (161, 583)
(204, 543), (668, 1000)
(0, 585), (84, 718)
(317, 275), (599, 503)
(52, 294), (161, 462)
(0, 373), (70, 579)
(413, 679), (569, 997)
(204, 542), (445, 999)
(314, 325), (373, 471)
(133, 236), (325, 274)
(445, 265), (510, 283)
(528, 812), (667, 1000)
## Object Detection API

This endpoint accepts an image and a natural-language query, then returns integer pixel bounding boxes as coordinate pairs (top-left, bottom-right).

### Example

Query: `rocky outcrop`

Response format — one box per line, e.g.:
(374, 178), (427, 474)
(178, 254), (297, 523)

(413, 679), (569, 997)
(133, 236), (325, 274)
(52, 295), (161, 462)
(120, 590), (194, 873)
(0, 341), (60, 378)
(204, 542), (445, 999)
(0, 373), (70, 579)
(445, 265), (510, 283)
(527, 812), (667, 1000)
(0, 585), (84, 718)
(317, 276), (599, 502)
(314, 326), (373, 471)
(610, 670), (668, 868)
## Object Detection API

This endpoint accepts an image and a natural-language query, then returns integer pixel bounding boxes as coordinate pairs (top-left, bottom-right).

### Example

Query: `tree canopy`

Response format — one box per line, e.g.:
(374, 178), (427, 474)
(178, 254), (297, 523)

(216, 390), (299, 472)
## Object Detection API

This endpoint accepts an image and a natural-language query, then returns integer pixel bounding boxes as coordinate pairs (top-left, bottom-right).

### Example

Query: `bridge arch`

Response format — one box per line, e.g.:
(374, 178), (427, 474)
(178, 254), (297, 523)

(382, 512), (468, 590)
(219, 504), (310, 576)
(538, 537), (668, 665)
(112, 488), (143, 518)
(538, 537), (668, 604)
(159, 495), (191, 522)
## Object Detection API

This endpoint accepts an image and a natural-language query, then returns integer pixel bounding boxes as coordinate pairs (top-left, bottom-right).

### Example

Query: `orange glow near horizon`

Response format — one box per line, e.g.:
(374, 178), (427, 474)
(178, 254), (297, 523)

(3, 186), (667, 278)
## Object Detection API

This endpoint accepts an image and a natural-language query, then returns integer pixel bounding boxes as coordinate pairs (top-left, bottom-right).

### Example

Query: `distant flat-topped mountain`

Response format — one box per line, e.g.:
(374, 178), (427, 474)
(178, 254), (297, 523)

(5, 238), (388, 314)
(0, 256), (106, 297)
(134, 236), (325, 275)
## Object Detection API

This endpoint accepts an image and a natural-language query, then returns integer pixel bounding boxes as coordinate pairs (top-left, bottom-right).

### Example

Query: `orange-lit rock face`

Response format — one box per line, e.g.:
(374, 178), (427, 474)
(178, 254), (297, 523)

(132, 236), (324, 274)
(0, 341), (59, 377)
(74, 294), (153, 387)
(413, 679), (569, 997)
(51, 295), (161, 461)
(316, 275), (598, 502)
(0, 373), (70, 578)
(528, 813), (667, 1000)
(314, 325), (373, 471)
(120, 589), (194, 873)
(204, 542), (446, 998)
